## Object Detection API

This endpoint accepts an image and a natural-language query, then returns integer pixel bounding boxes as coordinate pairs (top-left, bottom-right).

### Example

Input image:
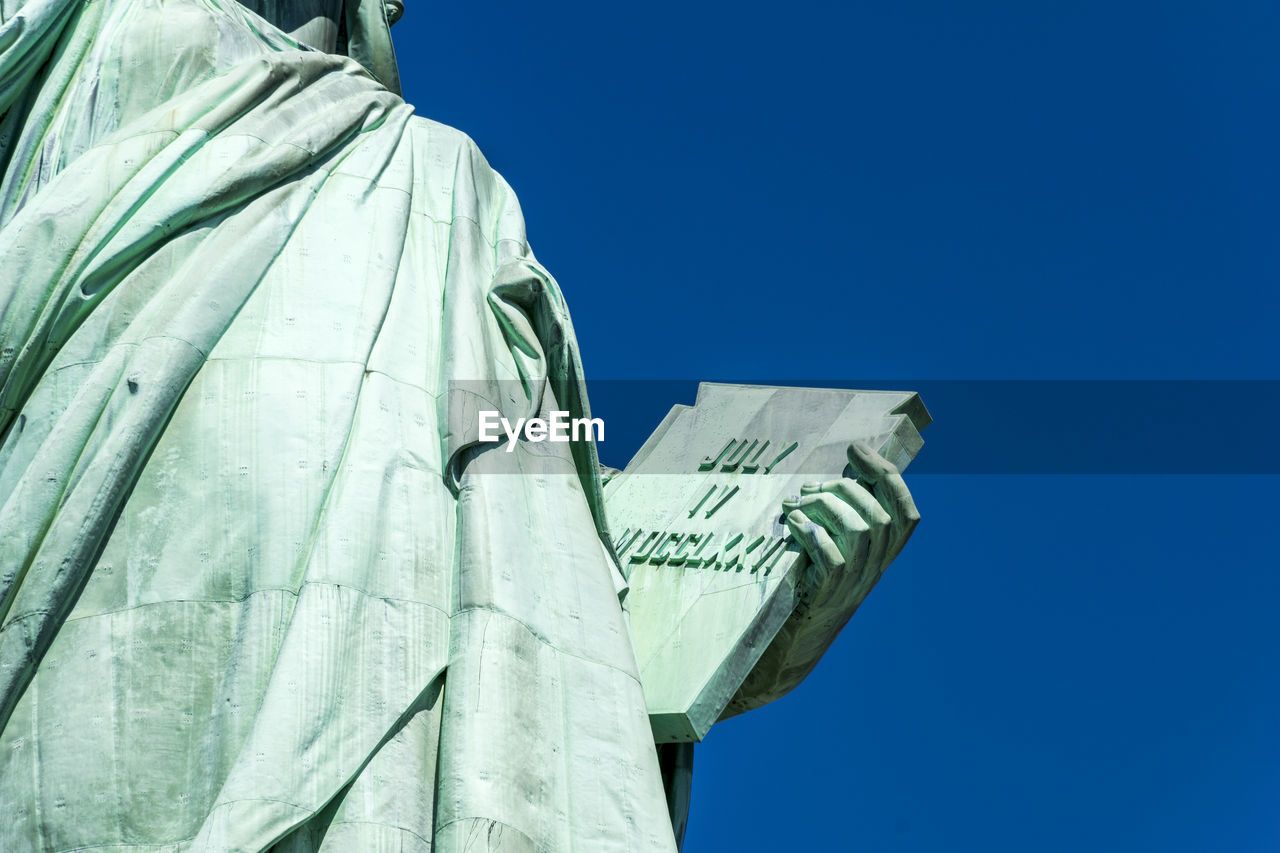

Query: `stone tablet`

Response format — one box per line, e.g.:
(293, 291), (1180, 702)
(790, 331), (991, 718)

(604, 383), (930, 742)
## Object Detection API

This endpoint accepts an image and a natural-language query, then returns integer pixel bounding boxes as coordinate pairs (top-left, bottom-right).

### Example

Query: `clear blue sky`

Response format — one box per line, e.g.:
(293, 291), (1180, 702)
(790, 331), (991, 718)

(393, 3), (1278, 850)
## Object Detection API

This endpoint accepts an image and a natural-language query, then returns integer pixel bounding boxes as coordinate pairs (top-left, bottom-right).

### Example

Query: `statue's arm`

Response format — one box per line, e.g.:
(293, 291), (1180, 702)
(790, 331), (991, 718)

(721, 440), (920, 719)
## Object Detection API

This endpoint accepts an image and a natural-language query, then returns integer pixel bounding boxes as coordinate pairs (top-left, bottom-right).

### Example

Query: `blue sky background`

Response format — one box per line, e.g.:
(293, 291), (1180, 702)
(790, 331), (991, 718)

(393, 3), (1277, 850)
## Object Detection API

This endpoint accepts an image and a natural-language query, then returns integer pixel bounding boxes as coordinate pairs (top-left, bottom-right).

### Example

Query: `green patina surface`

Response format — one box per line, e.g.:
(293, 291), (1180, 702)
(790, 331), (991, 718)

(0, 2), (924, 850)
(606, 383), (928, 743)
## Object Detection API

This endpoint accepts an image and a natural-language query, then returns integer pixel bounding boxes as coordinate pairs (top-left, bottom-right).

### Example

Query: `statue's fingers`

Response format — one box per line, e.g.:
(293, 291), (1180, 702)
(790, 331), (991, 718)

(879, 477), (921, 565)
(845, 440), (898, 485)
(818, 479), (891, 527)
(846, 442), (920, 564)
(785, 509), (844, 592)
(818, 479), (890, 572)
(784, 493), (871, 576)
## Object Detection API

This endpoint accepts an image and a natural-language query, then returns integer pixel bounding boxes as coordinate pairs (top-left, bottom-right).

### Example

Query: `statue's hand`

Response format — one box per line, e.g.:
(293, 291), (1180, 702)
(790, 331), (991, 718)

(724, 441), (919, 718)
(781, 440), (920, 606)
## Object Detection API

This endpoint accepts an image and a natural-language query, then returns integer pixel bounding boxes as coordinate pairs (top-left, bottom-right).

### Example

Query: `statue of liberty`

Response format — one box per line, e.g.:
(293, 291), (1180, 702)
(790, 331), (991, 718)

(0, 0), (921, 849)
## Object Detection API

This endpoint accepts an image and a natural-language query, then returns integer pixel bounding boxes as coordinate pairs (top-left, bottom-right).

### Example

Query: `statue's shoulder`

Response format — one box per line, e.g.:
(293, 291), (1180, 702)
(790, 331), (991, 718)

(403, 114), (517, 223)
(405, 116), (495, 173)
(407, 115), (474, 149)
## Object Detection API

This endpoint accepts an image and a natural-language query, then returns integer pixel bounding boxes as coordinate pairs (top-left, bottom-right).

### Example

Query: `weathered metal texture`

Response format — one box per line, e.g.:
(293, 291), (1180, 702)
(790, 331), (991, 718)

(605, 384), (928, 742)
(0, 2), (674, 849)
(0, 0), (925, 849)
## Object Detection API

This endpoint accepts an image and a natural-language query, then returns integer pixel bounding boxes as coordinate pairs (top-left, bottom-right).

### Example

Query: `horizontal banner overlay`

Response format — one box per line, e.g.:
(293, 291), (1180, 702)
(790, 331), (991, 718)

(575, 380), (1280, 475)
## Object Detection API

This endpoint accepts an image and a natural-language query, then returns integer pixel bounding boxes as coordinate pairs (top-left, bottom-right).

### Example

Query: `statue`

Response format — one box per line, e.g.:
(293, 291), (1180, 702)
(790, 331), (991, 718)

(0, 1), (922, 850)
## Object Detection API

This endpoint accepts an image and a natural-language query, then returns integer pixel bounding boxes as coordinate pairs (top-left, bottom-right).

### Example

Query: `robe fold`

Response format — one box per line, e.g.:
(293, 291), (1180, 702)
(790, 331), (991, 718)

(0, 0), (679, 849)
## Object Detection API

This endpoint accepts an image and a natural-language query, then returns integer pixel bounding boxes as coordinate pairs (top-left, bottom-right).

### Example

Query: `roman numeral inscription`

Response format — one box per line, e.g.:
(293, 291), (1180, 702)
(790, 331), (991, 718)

(614, 527), (792, 574)
(613, 437), (803, 572)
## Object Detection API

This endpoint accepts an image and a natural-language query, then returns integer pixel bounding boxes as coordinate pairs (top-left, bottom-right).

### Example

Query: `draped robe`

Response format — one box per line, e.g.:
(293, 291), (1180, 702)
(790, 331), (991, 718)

(0, 0), (681, 849)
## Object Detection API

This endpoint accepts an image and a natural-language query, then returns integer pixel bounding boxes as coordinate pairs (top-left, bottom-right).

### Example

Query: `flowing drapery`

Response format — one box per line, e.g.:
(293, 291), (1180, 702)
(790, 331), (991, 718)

(0, 0), (677, 849)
